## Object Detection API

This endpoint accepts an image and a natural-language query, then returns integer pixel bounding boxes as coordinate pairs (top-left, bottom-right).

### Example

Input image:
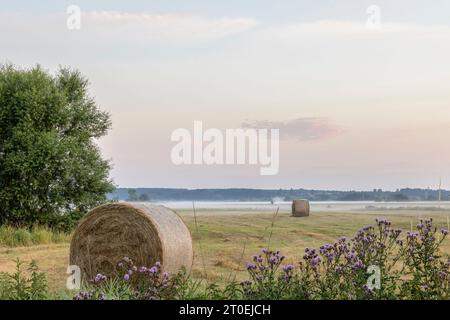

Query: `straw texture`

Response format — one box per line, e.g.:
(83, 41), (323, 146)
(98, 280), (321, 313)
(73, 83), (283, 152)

(292, 199), (310, 217)
(70, 202), (193, 280)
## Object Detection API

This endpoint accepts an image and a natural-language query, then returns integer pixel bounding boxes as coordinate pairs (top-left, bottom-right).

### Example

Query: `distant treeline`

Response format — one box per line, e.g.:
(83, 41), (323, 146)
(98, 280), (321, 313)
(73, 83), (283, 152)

(109, 188), (450, 202)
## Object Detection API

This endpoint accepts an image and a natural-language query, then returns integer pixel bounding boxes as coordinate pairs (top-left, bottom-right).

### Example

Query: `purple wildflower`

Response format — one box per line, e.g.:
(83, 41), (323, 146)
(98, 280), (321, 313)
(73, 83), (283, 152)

(311, 256), (321, 268)
(149, 266), (158, 274)
(139, 266), (148, 273)
(246, 263), (257, 271)
(282, 264), (294, 273)
(94, 273), (107, 283)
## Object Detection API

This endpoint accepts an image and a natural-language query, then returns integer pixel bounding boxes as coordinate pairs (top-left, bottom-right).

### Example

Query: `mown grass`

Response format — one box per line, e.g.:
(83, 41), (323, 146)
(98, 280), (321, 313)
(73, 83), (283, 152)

(0, 225), (71, 247)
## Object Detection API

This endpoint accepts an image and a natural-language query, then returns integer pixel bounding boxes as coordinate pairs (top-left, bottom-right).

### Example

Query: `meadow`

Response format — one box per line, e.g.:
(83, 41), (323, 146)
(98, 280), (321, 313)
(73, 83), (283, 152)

(0, 207), (449, 297)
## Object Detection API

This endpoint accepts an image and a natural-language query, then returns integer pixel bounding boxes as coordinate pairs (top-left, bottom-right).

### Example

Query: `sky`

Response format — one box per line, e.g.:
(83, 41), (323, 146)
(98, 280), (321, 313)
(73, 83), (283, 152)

(1, 1), (450, 190)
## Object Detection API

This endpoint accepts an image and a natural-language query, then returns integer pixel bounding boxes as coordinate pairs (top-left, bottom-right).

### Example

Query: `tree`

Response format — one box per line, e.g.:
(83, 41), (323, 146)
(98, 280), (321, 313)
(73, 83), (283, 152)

(138, 193), (150, 201)
(127, 189), (139, 202)
(0, 64), (114, 230)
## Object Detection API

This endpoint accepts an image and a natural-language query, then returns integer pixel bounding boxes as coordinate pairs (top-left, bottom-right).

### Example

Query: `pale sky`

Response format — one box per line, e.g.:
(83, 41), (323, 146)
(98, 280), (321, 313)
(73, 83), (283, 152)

(1, 1), (450, 190)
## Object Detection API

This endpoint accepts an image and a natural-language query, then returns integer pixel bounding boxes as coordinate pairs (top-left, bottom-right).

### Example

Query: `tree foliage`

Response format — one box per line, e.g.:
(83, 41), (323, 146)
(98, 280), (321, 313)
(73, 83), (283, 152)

(0, 64), (114, 230)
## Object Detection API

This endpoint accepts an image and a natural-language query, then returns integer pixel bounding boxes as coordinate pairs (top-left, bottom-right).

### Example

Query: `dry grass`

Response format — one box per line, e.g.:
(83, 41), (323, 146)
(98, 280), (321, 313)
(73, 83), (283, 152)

(0, 208), (449, 294)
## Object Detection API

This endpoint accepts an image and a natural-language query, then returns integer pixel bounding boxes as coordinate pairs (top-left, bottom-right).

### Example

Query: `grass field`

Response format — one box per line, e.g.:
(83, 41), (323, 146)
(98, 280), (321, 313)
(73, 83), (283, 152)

(0, 208), (449, 296)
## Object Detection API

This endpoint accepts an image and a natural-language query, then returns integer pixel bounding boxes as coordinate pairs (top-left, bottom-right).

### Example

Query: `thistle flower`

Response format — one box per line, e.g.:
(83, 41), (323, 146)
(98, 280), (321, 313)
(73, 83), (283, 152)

(362, 284), (374, 295)
(376, 218), (391, 227)
(269, 256), (278, 265)
(246, 263), (257, 271)
(139, 266), (148, 273)
(149, 266), (158, 274)
(73, 291), (93, 300)
(94, 273), (107, 283)
(310, 256), (321, 268)
(282, 264), (294, 273)
(351, 259), (364, 271)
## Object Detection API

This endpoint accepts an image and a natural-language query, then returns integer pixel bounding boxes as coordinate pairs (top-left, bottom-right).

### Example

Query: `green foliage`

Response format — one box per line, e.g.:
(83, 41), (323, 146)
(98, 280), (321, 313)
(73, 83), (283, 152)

(127, 189), (139, 202)
(399, 220), (449, 299)
(74, 258), (244, 300)
(0, 259), (48, 300)
(241, 249), (292, 299)
(170, 270), (242, 300)
(0, 64), (114, 230)
(0, 225), (70, 247)
(138, 193), (150, 201)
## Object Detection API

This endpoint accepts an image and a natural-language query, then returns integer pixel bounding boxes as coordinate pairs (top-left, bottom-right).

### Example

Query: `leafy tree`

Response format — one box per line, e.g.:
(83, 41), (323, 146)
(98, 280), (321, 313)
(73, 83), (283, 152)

(138, 193), (150, 202)
(0, 64), (114, 230)
(127, 189), (139, 202)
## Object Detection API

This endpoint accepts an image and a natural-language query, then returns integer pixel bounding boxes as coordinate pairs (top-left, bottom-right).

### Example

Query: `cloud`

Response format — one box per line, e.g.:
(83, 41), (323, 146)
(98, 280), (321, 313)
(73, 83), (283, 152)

(80, 12), (260, 44)
(0, 11), (259, 46)
(241, 117), (342, 141)
(268, 20), (450, 38)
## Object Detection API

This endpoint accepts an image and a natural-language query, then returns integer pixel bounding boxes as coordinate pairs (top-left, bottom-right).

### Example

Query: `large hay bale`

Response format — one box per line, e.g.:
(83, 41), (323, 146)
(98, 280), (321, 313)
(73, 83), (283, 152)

(70, 203), (193, 280)
(292, 199), (310, 217)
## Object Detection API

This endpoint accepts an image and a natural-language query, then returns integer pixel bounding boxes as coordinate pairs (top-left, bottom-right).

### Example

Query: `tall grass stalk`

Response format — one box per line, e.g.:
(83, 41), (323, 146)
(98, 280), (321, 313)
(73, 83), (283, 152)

(192, 202), (208, 282)
(266, 207), (280, 251)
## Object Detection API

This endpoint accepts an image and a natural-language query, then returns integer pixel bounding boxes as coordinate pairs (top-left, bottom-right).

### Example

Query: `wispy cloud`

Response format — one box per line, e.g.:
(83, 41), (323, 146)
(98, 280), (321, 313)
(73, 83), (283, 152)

(269, 20), (450, 38)
(0, 11), (259, 46)
(242, 117), (342, 141)
(83, 11), (259, 43)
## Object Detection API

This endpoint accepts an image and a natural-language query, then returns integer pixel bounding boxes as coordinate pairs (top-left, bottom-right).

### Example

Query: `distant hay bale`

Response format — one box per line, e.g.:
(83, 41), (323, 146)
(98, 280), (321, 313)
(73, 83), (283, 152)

(70, 203), (193, 281)
(292, 199), (310, 217)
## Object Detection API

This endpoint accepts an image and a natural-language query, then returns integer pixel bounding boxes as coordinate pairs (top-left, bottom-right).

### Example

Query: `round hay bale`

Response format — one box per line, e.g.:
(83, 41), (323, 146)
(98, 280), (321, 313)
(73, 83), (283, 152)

(70, 202), (193, 281)
(292, 199), (310, 217)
